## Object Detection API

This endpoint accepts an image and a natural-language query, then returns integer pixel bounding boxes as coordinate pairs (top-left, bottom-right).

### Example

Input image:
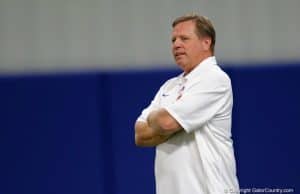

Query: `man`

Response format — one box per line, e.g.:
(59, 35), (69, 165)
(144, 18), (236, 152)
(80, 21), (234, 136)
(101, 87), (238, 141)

(135, 14), (239, 194)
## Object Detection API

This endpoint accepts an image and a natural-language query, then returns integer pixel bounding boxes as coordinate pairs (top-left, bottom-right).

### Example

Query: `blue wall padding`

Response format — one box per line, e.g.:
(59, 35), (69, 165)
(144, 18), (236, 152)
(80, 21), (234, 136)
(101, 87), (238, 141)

(229, 66), (300, 189)
(0, 65), (299, 194)
(0, 74), (105, 194)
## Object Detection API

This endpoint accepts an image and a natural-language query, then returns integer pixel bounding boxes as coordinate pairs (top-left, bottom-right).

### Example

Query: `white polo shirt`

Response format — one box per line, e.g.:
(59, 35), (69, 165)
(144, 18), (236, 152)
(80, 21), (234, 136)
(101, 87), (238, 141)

(137, 56), (239, 194)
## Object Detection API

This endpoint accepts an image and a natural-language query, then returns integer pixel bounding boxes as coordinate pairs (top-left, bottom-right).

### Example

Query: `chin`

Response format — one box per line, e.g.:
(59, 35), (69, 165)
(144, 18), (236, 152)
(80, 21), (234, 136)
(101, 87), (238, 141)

(176, 62), (187, 71)
(176, 63), (193, 74)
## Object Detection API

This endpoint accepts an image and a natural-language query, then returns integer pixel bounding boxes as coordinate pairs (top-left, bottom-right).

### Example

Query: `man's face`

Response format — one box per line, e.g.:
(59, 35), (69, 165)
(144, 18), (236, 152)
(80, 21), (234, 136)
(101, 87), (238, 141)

(171, 20), (209, 73)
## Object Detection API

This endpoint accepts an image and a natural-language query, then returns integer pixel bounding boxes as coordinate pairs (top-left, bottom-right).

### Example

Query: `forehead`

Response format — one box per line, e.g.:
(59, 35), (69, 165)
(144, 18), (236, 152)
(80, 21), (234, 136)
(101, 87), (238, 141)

(172, 20), (196, 36)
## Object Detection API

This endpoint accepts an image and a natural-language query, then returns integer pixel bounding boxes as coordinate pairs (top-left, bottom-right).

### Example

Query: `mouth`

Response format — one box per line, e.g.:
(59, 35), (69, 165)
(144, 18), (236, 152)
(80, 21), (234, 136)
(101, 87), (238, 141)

(174, 52), (186, 59)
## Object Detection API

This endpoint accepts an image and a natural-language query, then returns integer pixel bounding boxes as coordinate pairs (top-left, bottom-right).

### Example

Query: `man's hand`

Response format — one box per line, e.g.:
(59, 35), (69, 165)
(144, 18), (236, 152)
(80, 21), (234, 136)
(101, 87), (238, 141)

(135, 121), (171, 147)
(135, 108), (183, 147)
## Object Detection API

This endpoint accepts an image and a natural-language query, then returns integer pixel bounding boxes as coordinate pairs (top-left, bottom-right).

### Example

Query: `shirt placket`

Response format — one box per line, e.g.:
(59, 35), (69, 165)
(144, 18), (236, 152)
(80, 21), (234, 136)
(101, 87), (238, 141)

(176, 77), (187, 100)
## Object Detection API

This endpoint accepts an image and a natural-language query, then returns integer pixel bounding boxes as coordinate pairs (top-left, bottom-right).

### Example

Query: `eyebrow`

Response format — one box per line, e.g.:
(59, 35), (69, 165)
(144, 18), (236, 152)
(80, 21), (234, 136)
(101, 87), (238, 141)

(171, 35), (189, 42)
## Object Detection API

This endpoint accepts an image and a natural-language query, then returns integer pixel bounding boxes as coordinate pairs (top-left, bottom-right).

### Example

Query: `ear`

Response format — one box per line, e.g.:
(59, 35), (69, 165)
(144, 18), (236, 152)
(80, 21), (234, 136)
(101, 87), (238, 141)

(201, 37), (212, 51)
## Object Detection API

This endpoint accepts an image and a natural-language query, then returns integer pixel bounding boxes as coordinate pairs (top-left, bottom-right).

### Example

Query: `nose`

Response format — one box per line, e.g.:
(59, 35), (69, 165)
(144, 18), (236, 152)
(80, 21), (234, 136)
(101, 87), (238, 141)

(172, 38), (182, 50)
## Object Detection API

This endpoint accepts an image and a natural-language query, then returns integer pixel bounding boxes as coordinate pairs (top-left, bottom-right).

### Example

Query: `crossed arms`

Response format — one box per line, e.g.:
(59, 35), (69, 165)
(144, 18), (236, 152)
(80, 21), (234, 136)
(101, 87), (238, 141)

(135, 108), (183, 147)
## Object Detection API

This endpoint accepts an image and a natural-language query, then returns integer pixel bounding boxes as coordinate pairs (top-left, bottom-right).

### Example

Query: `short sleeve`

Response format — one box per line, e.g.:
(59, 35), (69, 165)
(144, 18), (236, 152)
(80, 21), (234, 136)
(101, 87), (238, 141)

(136, 86), (162, 122)
(163, 80), (232, 133)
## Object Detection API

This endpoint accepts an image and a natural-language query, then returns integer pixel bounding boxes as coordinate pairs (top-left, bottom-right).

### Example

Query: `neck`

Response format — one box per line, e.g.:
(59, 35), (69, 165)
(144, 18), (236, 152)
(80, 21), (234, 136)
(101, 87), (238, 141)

(183, 53), (213, 75)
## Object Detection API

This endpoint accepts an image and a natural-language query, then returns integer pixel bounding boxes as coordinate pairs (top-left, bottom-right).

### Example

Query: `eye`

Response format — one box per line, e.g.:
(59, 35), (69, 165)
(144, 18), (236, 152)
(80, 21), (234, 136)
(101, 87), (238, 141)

(182, 36), (189, 41)
(172, 38), (176, 43)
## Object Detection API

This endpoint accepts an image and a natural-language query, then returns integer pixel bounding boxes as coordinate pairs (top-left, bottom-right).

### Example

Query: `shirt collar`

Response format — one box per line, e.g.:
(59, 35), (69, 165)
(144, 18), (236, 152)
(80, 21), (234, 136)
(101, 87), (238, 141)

(182, 56), (217, 81)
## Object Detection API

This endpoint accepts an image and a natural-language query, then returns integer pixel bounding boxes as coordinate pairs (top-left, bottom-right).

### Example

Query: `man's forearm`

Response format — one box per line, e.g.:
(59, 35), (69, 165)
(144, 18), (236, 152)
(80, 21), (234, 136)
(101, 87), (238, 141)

(135, 121), (171, 147)
(135, 133), (170, 147)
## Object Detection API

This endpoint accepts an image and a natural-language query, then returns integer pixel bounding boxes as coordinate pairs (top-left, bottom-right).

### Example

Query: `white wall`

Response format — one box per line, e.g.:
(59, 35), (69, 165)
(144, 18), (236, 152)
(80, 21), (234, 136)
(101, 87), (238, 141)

(0, 0), (299, 73)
